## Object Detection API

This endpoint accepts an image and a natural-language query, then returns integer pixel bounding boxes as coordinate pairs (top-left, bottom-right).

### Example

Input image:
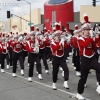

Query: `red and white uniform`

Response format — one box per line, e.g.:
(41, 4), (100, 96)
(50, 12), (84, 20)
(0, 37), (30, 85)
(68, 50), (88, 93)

(0, 42), (9, 54)
(37, 38), (45, 49)
(44, 37), (50, 47)
(11, 41), (22, 53)
(78, 37), (97, 58)
(50, 39), (69, 57)
(26, 40), (36, 53)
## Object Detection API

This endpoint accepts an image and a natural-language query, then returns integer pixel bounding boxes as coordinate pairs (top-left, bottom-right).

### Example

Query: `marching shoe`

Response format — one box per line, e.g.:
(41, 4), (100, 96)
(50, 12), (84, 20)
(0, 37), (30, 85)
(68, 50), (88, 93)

(12, 73), (17, 77)
(52, 83), (57, 90)
(7, 65), (9, 69)
(45, 70), (49, 74)
(28, 63), (29, 67)
(1, 69), (5, 73)
(35, 62), (36, 65)
(69, 52), (72, 56)
(96, 85), (100, 94)
(63, 81), (69, 89)
(84, 84), (87, 88)
(10, 66), (13, 68)
(49, 61), (52, 64)
(97, 82), (99, 86)
(76, 93), (85, 100)
(59, 67), (63, 71)
(21, 70), (24, 76)
(28, 77), (32, 82)
(66, 60), (69, 63)
(74, 67), (76, 70)
(47, 59), (50, 62)
(62, 71), (64, 77)
(38, 74), (43, 80)
(67, 57), (69, 60)
(0, 64), (1, 67)
(36, 71), (38, 74)
(72, 63), (74, 66)
(76, 71), (81, 77)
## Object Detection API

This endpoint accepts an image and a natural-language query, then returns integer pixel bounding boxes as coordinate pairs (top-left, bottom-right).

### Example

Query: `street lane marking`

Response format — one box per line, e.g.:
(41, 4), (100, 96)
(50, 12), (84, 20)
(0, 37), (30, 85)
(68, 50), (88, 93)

(4, 71), (91, 100)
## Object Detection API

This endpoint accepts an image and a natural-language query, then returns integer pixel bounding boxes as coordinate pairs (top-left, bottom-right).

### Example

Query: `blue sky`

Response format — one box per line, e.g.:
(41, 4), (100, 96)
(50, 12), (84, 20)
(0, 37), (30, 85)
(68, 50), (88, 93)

(0, 0), (100, 20)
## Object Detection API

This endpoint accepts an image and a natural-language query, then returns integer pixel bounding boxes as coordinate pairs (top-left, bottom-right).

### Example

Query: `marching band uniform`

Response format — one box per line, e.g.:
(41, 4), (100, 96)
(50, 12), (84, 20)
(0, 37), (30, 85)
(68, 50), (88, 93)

(11, 35), (24, 76)
(44, 31), (52, 63)
(50, 23), (70, 90)
(26, 32), (42, 81)
(0, 38), (10, 72)
(76, 21), (100, 99)
(36, 31), (49, 74)
(71, 25), (81, 76)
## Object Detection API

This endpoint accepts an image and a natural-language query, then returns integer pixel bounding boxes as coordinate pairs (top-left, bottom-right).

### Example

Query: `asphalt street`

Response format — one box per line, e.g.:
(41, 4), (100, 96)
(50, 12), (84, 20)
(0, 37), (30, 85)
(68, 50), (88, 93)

(0, 55), (99, 100)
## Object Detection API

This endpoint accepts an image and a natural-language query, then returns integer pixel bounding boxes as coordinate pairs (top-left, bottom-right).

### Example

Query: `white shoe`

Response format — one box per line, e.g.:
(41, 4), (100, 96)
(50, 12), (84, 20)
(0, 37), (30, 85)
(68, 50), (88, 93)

(67, 57), (69, 60)
(66, 60), (69, 63)
(63, 81), (69, 89)
(1, 69), (5, 73)
(36, 71), (38, 74)
(38, 74), (43, 80)
(59, 67), (63, 71)
(97, 82), (99, 86)
(52, 83), (57, 90)
(21, 70), (24, 76)
(45, 70), (49, 74)
(12, 73), (17, 77)
(62, 71), (64, 77)
(84, 84), (87, 88)
(49, 61), (52, 64)
(72, 63), (74, 66)
(10, 66), (13, 68)
(96, 85), (100, 94)
(47, 59), (50, 62)
(35, 62), (36, 65)
(76, 71), (81, 76)
(28, 77), (32, 82)
(0, 64), (1, 67)
(69, 52), (72, 56)
(7, 65), (9, 69)
(28, 63), (29, 67)
(76, 93), (85, 100)
(74, 67), (76, 70)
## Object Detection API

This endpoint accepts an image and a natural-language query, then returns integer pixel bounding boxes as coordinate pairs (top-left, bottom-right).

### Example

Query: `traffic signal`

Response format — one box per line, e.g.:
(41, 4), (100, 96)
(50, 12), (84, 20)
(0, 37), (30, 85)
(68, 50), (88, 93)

(7, 11), (10, 18)
(92, 0), (96, 7)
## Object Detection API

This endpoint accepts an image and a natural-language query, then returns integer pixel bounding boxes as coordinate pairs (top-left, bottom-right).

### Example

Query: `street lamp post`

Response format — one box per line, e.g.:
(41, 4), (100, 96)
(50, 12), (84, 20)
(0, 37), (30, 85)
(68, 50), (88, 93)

(17, 0), (31, 32)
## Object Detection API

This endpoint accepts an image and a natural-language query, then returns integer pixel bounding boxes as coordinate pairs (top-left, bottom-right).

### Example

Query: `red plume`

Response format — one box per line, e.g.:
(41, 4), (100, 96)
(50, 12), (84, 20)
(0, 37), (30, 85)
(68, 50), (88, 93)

(31, 25), (34, 31)
(84, 13), (89, 23)
(36, 27), (39, 31)
(24, 32), (27, 36)
(16, 32), (18, 35)
(75, 25), (78, 30)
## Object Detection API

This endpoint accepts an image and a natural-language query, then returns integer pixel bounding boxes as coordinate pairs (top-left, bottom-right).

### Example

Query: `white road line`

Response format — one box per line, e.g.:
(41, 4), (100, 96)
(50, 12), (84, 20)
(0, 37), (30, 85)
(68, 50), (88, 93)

(4, 71), (91, 100)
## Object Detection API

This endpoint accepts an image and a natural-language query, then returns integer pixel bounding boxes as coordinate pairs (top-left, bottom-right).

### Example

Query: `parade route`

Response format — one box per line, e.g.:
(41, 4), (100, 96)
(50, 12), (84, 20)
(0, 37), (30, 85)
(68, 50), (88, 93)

(0, 57), (99, 100)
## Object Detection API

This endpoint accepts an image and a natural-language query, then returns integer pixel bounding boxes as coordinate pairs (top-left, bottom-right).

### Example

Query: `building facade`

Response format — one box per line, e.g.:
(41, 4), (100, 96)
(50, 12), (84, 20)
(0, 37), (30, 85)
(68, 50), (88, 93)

(44, 0), (74, 31)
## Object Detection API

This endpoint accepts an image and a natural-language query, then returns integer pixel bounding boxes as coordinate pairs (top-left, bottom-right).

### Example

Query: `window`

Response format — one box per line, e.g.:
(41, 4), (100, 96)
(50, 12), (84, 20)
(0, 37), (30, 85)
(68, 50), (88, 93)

(51, 11), (56, 28)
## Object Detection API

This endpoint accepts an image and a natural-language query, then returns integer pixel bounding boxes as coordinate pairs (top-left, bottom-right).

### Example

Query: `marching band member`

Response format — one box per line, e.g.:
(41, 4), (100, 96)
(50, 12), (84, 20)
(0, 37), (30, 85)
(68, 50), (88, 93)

(44, 31), (52, 64)
(11, 35), (24, 77)
(0, 38), (10, 72)
(50, 22), (70, 90)
(71, 25), (81, 76)
(76, 22), (100, 99)
(26, 32), (42, 81)
(22, 33), (28, 64)
(36, 31), (49, 74)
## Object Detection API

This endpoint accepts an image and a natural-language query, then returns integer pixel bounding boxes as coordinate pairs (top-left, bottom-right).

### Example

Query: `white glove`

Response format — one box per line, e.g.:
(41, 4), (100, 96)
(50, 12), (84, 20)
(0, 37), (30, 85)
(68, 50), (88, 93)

(60, 38), (64, 44)
(3, 46), (6, 49)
